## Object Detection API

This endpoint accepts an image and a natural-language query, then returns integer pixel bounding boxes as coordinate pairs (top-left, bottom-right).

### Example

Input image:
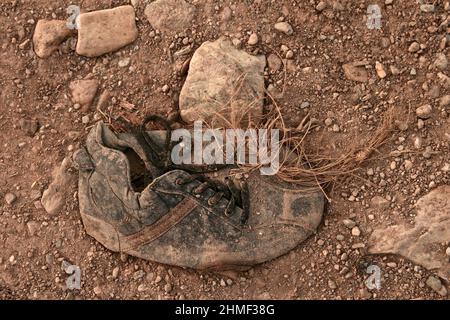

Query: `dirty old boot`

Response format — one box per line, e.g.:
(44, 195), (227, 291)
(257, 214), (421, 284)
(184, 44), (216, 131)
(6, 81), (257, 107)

(74, 122), (325, 270)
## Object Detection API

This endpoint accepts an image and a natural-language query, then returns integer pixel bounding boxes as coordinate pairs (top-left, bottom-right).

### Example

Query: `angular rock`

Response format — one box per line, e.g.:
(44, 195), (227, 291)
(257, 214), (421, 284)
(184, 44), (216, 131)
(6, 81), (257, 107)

(4, 193), (17, 205)
(370, 195), (390, 209)
(41, 157), (75, 215)
(19, 118), (39, 136)
(267, 54), (282, 72)
(221, 6), (232, 22)
(33, 20), (73, 58)
(29, 189), (42, 201)
(404, 160), (413, 171)
(76, 6), (138, 57)
(420, 4), (435, 12)
(274, 22), (293, 35)
(439, 95), (450, 107)
(390, 65), (400, 75)
(118, 57), (131, 68)
(433, 53), (448, 71)
(316, 1), (327, 11)
(369, 186), (450, 281)
(26, 221), (40, 237)
(426, 276), (447, 296)
(342, 62), (368, 82)
(343, 219), (356, 229)
(69, 79), (99, 110)
(416, 104), (432, 119)
(96, 90), (111, 110)
(408, 42), (420, 53)
(375, 61), (386, 79)
(81, 115), (90, 125)
(248, 33), (258, 45)
(179, 37), (266, 126)
(437, 72), (450, 88)
(130, 0), (140, 7)
(144, 0), (195, 32)
(351, 227), (361, 237)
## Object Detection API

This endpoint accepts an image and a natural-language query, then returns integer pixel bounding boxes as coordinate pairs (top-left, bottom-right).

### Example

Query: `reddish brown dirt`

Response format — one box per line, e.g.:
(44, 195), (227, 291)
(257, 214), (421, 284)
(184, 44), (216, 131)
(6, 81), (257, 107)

(0, 0), (449, 300)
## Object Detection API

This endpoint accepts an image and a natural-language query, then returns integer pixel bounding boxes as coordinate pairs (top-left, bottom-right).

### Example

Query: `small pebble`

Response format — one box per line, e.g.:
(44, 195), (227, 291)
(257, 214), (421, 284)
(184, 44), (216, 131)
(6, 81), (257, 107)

(416, 104), (432, 119)
(404, 160), (413, 171)
(248, 33), (258, 45)
(118, 57), (131, 68)
(112, 267), (120, 279)
(162, 84), (170, 93)
(351, 227), (361, 237)
(408, 42), (420, 53)
(328, 280), (337, 289)
(316, 1), (327, 12)
(343, 219), (356, 229)
(274, 22), (293, 35)
(93, 286), (102, 296)
(164, 283), (172, 293)
(5, 193), (17, 205)
(426, 276), (447, 296)
(375, 61), (387, 79)
(420, 4), (435, 12)
(137, 284), (147, 292)
(332, 124), (340, 132)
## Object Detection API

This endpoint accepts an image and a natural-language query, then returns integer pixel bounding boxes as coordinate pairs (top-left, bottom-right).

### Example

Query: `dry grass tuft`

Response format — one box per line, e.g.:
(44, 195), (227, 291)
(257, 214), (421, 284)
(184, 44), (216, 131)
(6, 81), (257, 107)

(226, 90), (397, 201)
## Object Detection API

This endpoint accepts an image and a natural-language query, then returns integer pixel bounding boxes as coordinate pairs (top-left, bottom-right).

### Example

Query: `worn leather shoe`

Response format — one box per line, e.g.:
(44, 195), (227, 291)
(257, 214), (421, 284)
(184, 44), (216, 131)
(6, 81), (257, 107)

(74, 122), (325, 270)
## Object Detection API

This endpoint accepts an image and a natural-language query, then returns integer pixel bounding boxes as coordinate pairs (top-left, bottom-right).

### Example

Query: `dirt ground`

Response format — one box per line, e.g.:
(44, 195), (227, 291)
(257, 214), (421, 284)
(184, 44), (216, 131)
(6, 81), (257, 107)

(0, 0), (449, 300)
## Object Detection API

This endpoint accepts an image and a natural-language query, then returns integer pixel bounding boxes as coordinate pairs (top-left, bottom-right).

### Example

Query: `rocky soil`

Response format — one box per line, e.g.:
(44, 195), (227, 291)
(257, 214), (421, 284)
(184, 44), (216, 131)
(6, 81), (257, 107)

(0, 0), (449, 300)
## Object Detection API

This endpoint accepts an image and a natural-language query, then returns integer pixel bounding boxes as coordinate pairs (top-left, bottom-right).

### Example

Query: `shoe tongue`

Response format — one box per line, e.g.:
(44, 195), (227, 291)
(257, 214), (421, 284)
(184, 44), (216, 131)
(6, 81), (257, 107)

(93, 122), (165, 177)
(96, 122), (130, 150)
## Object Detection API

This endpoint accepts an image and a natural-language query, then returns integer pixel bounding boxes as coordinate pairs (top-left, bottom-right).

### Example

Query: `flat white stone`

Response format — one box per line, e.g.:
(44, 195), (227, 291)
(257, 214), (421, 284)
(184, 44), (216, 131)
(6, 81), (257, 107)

(76, 6), (138, 57)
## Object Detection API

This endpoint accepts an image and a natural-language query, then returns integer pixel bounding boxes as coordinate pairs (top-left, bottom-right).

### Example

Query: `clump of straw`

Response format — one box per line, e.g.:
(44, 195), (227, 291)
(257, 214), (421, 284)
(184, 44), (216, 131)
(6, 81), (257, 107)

(240, 91), (397, 198)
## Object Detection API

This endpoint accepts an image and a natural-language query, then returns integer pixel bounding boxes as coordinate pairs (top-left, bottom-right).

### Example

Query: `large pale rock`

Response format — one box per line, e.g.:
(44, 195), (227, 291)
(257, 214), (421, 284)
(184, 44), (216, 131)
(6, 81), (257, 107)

(41, 158), (75, 215)
(369, 186), (450, 281)
(76, 6), (138, 57)
(33, 20), (73, 58)
(144, 0), (195, 32)
(69, 79), (99, 110)
(179, 37), (266, 126)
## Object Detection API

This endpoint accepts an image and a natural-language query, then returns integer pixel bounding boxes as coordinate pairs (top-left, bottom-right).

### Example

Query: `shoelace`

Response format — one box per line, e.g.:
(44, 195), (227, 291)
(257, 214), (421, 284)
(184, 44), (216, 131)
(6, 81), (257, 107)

(132, 114), (250, 225)
(175, 175), (249, 224)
